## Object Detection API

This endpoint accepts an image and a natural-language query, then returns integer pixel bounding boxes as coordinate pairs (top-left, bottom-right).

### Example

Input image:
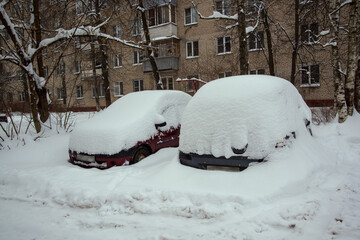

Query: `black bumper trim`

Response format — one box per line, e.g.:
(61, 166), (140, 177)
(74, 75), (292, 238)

(179, 151), (262, 169)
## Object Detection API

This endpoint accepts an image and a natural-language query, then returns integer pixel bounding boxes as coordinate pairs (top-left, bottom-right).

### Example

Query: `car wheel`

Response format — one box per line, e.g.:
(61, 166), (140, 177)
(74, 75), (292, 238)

(132, 146), (151, 164)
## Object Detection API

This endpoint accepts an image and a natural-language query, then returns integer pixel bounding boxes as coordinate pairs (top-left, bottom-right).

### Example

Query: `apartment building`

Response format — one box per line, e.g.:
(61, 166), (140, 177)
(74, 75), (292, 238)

(1, 0), (346, 112)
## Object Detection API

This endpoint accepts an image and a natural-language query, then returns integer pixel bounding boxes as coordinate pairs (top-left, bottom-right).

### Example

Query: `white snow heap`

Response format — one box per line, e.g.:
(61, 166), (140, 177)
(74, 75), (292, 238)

(179, 75), (312, 159)
(69, 90), (191, 155)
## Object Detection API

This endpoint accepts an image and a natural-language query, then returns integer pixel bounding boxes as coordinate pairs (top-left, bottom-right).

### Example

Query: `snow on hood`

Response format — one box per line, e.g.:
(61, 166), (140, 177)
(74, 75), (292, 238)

(179, 75), (312, 159)
(69, 90), (191, 155)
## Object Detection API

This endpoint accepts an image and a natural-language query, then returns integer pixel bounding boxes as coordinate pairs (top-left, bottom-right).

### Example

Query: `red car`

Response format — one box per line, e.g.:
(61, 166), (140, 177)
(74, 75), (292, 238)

(69, 90), (191, 169)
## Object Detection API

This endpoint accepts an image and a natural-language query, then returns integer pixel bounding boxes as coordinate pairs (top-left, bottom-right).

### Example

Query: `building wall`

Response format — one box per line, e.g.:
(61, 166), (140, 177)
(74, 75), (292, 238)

(1, 0), (353, 112)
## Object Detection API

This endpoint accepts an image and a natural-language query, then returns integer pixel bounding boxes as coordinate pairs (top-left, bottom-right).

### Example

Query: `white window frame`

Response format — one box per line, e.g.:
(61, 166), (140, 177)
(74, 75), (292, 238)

(133, 50), (143, 65)
(300, 64), (320, 87)
(248, 31), (264, 51)
(186, 40), (199, 58)
(217, 36), (231, 55)
(18, 91), (25, 102)
(184, 7), (197, 25)
(74, 61), (81, 74)
(56, 87), (63, 100)
(218, 71), (232, 78)
(92, 83), (105, 98)
(114, 54), (122, 68)
(132, 18), (142, 36)
(133, 79), (144, 92)
(113, 24), (121, 38)
(215, 0), (231, 16)
(76, 85), (83, 99)
(114, 81), (124, 97)
(249, 69), (265, 75)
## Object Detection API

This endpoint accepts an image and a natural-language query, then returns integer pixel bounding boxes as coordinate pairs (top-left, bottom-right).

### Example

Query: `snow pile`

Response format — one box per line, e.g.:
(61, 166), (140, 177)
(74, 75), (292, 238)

(69, 90), (191, 155)
(1, 111), (360, 239)
(179, 75), (312, 159)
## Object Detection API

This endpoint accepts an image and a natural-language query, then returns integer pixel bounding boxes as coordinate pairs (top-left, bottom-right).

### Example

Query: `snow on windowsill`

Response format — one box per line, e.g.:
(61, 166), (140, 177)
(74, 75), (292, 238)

(184, 22), (198, 27)
(216, 52), (232, 56)
(300, 83), (320, 88)
(186, 56), (199, 59)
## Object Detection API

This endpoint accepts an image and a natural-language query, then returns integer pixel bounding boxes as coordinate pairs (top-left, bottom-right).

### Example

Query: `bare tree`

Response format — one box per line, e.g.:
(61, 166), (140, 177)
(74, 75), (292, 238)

(345, 0), (358, 116)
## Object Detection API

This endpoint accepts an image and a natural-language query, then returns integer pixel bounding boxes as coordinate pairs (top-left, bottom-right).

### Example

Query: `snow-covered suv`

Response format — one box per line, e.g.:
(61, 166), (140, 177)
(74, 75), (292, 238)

(179, 75), (312, 170)
(69, 90), (191, 169)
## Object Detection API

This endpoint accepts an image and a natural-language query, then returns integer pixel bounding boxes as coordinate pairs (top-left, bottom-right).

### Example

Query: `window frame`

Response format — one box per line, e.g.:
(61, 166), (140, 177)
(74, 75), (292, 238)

(186, 40), (199, 58)
(76, 85), (83, 99)
(133, 79), (144, 92)
(92, 83), (105, 98)
(114, 81), (124, 97)
(217, 36), (231, 55)
(114, 54), (122, 68)
(133, 50), (143, 65)
(248, 30), (264, 51)
(184, 7), (198, 25)
(300, 22), (319, 44)
(215, 0), (231, 16)
(300, 64), (320, 87)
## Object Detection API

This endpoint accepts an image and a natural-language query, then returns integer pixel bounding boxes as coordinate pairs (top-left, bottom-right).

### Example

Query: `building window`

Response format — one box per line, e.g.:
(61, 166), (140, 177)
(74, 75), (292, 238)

(114, 54), (122, 68)
(74, 37), (80, 49)
(133, 50), (143, 65)
(159, 77), (174, 90)
(247, 0), (263, 13)
(217, 36), (231, 54)
(7, 92), (13, 102)
(249, 69), (265, 74)
(218, 71), (232, 78)
(114, 81), (123, 96)
(301, 23), (318, 44)
(56, 87), (64, 100)
(76, 85), (83, 99)
(43, 66), (48, 78)
(133, 79), (144, 92)
(248, 31), (264, 50)
(74, 61), (81, 74)
(185, 7), (197, 25)
(301, 64), (320, 86)
(132, 18), (142, 36)
(113, 24), (121, 38)
(186, 75), (200, 92)
(18, 91), (25, 102)
(186, 41), (199, 58)
(215, 0), (231, 16)
(148, 5), (171, 26)
(92, 83), (105, 97)
(17, 71), (24, 81)
(56, 62), (65, 75)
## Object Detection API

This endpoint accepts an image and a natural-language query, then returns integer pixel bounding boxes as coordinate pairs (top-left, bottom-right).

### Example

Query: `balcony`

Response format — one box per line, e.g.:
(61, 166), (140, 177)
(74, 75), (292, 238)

(149, 23), (177, 40)
(143, 40), (179, 72)
(81, 68), (102, 79)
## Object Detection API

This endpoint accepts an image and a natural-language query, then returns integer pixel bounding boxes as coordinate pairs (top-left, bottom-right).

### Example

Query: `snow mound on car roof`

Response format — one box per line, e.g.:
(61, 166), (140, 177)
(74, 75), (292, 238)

(69, 90), (191, 155)
(179, 75), (312, 159)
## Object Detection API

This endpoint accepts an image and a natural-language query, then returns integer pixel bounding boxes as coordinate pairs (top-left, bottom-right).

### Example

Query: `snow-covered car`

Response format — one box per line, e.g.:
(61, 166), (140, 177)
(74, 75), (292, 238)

(179, 75), (312, 170)
(69, 90), (191, 169)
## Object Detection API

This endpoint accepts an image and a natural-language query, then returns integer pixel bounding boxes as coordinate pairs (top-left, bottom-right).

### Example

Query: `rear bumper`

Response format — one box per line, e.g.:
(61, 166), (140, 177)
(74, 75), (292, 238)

(179, 151), (262, 170)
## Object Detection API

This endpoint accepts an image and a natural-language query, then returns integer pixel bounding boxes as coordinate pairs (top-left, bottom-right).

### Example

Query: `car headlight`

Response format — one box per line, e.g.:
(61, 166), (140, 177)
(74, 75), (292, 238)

(76, 154), (95, 162)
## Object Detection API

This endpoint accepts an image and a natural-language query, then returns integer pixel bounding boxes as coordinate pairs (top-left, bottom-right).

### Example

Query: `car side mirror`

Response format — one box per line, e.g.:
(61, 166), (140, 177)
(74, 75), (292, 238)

(155, 122), (166, 129)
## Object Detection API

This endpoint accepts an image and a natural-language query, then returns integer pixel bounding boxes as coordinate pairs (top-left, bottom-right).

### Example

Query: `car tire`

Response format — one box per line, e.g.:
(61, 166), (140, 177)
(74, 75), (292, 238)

(131, 146), (151, 164)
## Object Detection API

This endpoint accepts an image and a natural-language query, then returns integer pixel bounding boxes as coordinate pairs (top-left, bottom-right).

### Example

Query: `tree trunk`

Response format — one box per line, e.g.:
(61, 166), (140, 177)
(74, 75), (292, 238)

(355, 58), (360, 113)
(32, 0), (49, 123)
(290, 0), (299, 84)
(139, 0), (162, 89)
(27, 75), (41, 133)
(330, 0), (347, 123)
(262, 8), (275, 76)
(95, 0), (111, 107)
(238, 0), (249, 75)
(345, 0), (357, 116)
(91, 38), (101, 111)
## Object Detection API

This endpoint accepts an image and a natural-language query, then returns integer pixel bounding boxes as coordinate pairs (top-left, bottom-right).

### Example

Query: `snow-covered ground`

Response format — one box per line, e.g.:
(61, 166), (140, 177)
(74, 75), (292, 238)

(0, 112), (360, 240)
